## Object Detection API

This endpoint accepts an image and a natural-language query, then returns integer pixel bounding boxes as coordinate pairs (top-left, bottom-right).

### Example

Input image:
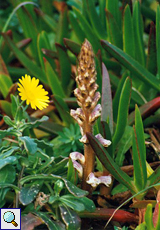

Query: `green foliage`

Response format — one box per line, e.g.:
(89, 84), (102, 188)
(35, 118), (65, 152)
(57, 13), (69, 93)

(135, 204), (160, 230)
(114, 226), (128, 230)
(0, 96), (94, 229)
(52, 124), (83, 157)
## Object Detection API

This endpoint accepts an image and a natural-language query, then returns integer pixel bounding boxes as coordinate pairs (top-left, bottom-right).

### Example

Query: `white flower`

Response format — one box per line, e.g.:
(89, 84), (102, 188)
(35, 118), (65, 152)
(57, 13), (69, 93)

(79, 134), (88, 143)
(86, 172), (112, 188)
(95, 134), (111, 147)
(72, 161), (83, 178)
(89, 104), (102, 123)
(70, 152), (85, 164)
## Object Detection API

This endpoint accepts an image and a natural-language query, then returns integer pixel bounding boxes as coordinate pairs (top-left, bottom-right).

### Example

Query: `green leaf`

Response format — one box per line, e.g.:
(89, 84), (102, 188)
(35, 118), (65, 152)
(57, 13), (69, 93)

(133, 1), (145, 66)
(63, 180), (88, 197)
(78, 197), (95, 212)
(67, 159), (78, 185)
(60, 195), (85, 212)
(63, 39), (81, 56)
(0, 183), (20, 192)
(148, 166), (160, 186)
(19, 136), (37, 155)
(69, 11), (86, 43)
(101, 40), (160, 91)
(11, 95), (19, 118)
(1, 33), (47, 84)
(59, 205), (81, 230)
(55, 6), (68, 46)
(73, 7), (101, 52)
(113, 71), (128, 122)
(30, 117), (63, 135)
(86, 133), (136, 194)
(106, 0), (121, 29)
(37, 157), (54, 173)
(35, 9), (57, 32)
(0, 156), (17, 170)
(37, 31), (52, 72)
(19, 184), (40, 205)
(99, 0), (106, 31)
(135, 222), (147, 230)
(56, 44), (71, 95)
(0, 127), (19, 139)
(44, 58), (65, 98)
(20, 174), (88, 197)
(0, 188), (10, 208)
(144, 204), (154, 229)
(33, 139), (53, 150)
(0, 1), (38, 47)
(33, 212), (65, 230)
(47, 158), (68, 174)
(101, 63), (113, 135)
(24, 116), (49, 129)
(115, 126), (133, 166)
(146, 22), (157, 75)
(13, 2), (39, 62)
(53, 95), (73, 125)
(132, 106), (147, 190)
(86, 0), (107, 39)
(128, 97), (160, 126)
(0, 100), (12, 117)
(0, 146), (19, 159)
(111, 183), (128, 195)
(106, 10), (122, 48)
(3, 116), (15, 127)
(0, 165), (16, 183)
(0, 55), (12, 98)
(96, 51), (103, 89)
(123, 4), (135, 58)
(131, 87), (147, 105)
(156, 5), (160, 78)
(112, 77), (131, 149)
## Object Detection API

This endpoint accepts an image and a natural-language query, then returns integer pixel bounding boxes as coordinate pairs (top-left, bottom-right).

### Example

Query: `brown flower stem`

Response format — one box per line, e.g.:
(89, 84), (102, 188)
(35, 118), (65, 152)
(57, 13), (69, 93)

(70, 39), (101, 193)
(100, 168), (113, 196)
(82, 144), (95, 192)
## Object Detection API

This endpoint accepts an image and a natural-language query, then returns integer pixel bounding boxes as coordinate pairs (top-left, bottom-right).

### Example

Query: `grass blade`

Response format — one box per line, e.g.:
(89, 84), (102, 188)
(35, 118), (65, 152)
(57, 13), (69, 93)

(2, 33), (47, 83)
(44, 58), (65, 98)
(0, 55), (12, 98)
(112, 77), (131, 149)
(73, 7), (101, 52)
(101, 40), (160, 91)
(123, 4), (135, 58)
(55, 44), (71, 95)
(86, 0), (107, 39)
(106, 10), (123, 49)
(133, 1), (145, 66)
(132, 106), (147, 191)
(128, 97), (160, 125)
(156, 5), (160, 78)
(146, 22), (157, 75)
(101, 63), (113, 135)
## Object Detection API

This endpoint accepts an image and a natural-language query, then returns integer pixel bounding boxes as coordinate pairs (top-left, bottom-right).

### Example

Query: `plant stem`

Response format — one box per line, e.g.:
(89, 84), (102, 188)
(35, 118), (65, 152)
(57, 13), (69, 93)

(15, 165), (25, 208)
(82, 144), (95, 192)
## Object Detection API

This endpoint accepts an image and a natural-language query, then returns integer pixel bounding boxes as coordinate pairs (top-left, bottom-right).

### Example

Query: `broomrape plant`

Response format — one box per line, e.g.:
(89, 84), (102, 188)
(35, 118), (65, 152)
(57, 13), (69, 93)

(70, 39), (112, 192)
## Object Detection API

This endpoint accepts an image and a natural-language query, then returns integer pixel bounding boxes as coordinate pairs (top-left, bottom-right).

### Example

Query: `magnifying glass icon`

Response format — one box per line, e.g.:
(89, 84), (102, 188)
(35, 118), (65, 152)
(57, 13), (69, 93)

(3, 211), (18, 227)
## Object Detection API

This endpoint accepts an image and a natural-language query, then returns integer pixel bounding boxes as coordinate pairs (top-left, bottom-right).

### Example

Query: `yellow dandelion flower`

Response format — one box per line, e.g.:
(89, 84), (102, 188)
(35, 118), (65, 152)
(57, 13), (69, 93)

(18, 74), (49, 110)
